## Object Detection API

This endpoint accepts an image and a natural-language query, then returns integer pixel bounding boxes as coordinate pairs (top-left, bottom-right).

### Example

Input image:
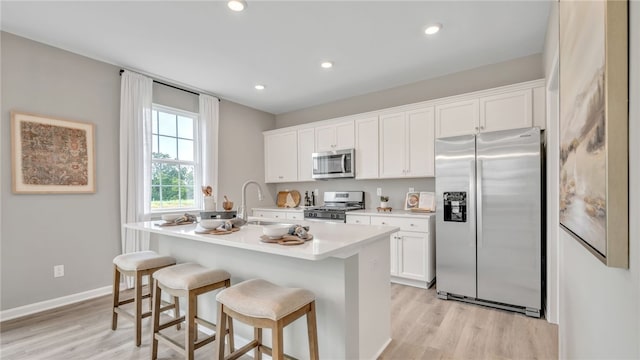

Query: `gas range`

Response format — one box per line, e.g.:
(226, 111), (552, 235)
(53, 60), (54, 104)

(303, 191), (365, 223)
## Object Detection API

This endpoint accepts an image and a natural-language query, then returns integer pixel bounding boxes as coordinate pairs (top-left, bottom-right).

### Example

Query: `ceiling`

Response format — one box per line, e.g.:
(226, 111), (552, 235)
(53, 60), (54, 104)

(1, 1), (551, 115)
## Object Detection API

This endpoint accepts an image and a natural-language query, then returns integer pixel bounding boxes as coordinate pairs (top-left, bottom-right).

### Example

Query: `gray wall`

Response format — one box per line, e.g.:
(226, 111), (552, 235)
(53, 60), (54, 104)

(545, 4), (640, 358)
(1, 32), (121, 310)
(273, 54), (544, 204)
(0, 32), (275, 310)
(276, 53), (543, 128)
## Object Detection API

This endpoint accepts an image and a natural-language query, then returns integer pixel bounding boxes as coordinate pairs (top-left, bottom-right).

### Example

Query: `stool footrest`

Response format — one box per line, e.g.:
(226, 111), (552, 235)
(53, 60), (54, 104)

(194, 317), (216, 332)
(226, 340), (259, 360)
(113, 307), (135, 322)
(158, 316), (185, 331)
(193, 333), (216, 350)
(117, 292), (151, 306)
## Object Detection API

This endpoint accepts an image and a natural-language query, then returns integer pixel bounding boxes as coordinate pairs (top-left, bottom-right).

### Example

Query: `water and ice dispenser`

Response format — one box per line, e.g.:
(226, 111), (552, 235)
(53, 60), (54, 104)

(443, 192), (467, 222)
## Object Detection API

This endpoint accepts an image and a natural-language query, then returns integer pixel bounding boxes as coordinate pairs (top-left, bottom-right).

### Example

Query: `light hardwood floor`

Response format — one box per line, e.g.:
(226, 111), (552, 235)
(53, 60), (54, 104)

(0, 284), (558, 359)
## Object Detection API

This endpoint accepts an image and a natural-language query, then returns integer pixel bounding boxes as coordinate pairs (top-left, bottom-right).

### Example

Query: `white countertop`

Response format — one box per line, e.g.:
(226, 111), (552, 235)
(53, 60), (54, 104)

(348, 209), (436, 218)
(124, 220), (398, 261)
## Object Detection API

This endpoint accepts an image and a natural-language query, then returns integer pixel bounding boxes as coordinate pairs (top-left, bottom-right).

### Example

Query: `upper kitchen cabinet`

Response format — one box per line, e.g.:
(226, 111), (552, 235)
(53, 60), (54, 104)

(435, 80), (545, 138)
(297, 128), (315, 181)
(354, 116), (379, 179)
(380, 107), (435, 178)
(435, 99), (479, 138)
(479, 89), (532, 133)
(264, 130), (298, 183)
(315, 120), (355, 152)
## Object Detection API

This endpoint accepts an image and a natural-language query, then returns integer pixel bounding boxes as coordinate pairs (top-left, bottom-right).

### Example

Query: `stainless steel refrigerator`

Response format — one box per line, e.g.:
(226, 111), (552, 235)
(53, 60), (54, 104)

(435, 127), (543, 317)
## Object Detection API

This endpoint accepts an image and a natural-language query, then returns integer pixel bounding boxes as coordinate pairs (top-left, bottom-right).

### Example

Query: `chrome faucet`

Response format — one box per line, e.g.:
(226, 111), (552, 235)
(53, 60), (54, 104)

(237, 180), (264, 221)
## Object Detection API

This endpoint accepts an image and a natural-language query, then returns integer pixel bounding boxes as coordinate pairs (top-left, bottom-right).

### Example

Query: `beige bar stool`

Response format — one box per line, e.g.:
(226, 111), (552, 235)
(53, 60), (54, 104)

(215, 279), (319, 360)
(112, 250), (177, 346)
(151, 263), (232, 360)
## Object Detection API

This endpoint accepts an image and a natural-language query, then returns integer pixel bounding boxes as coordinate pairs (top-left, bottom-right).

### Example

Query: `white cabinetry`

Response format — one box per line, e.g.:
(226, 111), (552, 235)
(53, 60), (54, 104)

(379, 107), (434, 178)
(355, 116), (379, 179)
(252, 209), (303, 221)
(297, 128), (315, 181)
(347, 213), (435, 288)
(480, 89), (532, 133)
(435, 99), (479, 138)
(435, 86), (540, 138)
(264, 131), (297, 183)
(315, 120), (354, 152)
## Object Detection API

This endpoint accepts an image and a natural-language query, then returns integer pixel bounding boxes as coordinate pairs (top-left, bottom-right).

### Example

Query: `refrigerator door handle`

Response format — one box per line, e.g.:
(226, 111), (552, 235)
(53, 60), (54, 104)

(477, 159), (483, 248)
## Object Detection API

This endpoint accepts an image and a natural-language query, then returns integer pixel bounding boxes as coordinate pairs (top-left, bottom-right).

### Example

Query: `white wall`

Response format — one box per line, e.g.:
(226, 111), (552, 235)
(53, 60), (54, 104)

(0, 32), (275, 311)
(550, 3), (640, 358)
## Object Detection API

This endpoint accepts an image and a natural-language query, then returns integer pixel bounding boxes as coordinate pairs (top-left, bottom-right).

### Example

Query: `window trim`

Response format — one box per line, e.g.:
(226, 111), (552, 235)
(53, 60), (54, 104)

(149, 104), (202, 214)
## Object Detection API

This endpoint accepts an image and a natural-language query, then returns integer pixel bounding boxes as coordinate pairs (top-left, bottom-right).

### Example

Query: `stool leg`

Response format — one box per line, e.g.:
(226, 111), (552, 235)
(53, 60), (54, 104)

(254, 327), (262, 360)
(134, 270), (143, 346)
(215, 303), (227, 359)
(307, 302), (319, 360)
(151, 279), (162, 360)
(272, 321), (284, 360)
(148, 274), (153, 312)
(228, 316), (235, 353)
(186, 290), (196, 360)
(111, 266), (120, 331)
(174, 296), (181, 330)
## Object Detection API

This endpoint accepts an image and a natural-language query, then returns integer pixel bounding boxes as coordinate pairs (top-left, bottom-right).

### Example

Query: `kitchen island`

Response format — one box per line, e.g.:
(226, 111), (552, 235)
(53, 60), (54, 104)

(124, 220), (398, 360)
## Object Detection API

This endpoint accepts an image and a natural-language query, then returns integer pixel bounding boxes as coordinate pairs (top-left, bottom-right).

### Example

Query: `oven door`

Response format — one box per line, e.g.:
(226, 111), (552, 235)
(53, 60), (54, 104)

(312, 149), (355, 179)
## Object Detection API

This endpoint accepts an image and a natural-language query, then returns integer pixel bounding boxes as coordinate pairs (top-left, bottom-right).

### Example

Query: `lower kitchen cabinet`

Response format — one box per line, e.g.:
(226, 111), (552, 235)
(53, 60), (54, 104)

(348, 213), (435, 288)
(252, 209), (303, 221)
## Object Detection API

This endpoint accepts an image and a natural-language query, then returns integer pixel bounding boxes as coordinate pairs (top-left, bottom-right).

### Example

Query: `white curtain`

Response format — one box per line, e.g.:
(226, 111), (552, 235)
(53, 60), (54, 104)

(119, 71), (153, 260)
(199, 94), (220, 205)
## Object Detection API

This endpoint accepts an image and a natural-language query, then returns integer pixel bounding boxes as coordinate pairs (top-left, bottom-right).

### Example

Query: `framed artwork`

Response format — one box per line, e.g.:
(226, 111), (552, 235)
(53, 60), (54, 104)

(559, 0), (628, 267)
(404, 192), (420, 210)
(11, 112), (96, 194)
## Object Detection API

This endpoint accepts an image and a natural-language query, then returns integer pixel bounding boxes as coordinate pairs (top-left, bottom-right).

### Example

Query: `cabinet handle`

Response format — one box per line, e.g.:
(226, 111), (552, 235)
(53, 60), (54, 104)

(480, 126), (485, 130)
(278, 176), (283, 179)
(475, 126), (479, 131)
(381, 222), (386, 225)
(410, 224), (415, 227)
(355, 220), (360, 223)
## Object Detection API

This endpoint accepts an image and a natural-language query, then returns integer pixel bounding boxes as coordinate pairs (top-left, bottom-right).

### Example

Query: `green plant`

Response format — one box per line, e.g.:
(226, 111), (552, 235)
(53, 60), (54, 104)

(380, 196), (389, 202)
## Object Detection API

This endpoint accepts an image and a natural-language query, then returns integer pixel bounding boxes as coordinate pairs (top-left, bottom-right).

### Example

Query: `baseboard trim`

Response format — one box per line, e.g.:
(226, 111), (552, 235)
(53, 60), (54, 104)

(0, 285), (113, 322)
(374, 338), (393, 359)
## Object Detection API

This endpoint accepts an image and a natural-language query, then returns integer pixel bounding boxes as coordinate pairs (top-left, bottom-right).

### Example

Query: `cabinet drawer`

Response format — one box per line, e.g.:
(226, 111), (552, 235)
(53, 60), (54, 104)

(346, 215), (371, 225)
(252, 210), (285, 220)
(370, 216), (429, 232)
(286, 212), (303, 220)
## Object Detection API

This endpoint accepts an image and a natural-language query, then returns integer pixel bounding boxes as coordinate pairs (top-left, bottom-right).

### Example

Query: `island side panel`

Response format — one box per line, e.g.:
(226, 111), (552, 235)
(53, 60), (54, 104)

(350, 234), (392, 359)
(151, 233), (350, 359)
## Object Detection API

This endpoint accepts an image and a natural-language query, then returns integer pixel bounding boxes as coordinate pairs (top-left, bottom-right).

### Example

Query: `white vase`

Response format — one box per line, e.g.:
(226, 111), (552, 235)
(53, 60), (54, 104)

(380, 201), (389, 208)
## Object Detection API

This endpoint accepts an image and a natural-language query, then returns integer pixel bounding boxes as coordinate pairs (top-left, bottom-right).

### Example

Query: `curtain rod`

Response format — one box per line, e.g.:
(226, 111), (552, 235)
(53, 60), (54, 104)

(119, 69), (220, 102)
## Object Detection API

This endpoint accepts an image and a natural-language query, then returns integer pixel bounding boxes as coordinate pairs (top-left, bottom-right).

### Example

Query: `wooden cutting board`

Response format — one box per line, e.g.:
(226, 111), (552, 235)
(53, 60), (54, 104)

(276, 190), (301, 208)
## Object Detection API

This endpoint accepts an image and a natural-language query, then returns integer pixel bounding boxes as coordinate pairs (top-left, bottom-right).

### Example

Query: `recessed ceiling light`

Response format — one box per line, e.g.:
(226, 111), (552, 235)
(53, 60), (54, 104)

(424, 23), (442, 35)
(320, 61), (333, 69)
(228, 0), (247, 12)
(254, 84), (265, 90)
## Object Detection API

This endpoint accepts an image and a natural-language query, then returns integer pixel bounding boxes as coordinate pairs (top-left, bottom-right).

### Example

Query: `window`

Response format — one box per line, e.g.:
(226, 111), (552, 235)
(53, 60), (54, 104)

(150, 105), (200, 211)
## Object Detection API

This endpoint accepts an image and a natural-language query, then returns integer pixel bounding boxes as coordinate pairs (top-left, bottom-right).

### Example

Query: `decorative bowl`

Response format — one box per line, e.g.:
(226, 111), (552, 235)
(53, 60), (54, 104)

(161, 214), (182, 222)
(262, 224), (290, 239)
(200, 219), (225, 229)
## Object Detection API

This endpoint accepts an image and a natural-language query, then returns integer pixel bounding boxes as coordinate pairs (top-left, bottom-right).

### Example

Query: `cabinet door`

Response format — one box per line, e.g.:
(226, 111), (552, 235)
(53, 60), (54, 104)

(397, 231), (427, 281)
(480, 89), (532, 133)
(390, 233), (399, 276)
(264, 131), (297, 183)
(355, 116), (379, 179)
(252, 210), (284, 220)
(315, 120), (354, 152)
(406, 107), (435, 177)
(379, 112), (406, 178)
(297, 128), (315, 181)
(334, 120), (355, 150)
(315, 124), (336, 152)
(435, 99), (479, 138)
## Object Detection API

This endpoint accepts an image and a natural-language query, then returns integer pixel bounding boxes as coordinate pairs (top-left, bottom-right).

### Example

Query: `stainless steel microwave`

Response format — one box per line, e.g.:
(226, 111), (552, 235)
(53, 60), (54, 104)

(312, 149), (355, 179)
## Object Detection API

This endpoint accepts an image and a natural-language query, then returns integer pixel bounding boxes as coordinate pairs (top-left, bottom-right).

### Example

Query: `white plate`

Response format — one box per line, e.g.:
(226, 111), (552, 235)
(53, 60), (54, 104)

(161, 214), (182, 221)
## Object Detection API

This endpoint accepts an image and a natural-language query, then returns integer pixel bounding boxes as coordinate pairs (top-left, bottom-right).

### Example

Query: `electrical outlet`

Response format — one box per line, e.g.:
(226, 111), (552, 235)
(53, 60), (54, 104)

(54, 265), (64, 278)
(376, 188), (382, 196)
(409, 187), (415, 193)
